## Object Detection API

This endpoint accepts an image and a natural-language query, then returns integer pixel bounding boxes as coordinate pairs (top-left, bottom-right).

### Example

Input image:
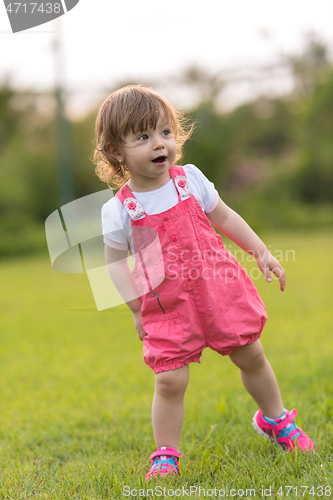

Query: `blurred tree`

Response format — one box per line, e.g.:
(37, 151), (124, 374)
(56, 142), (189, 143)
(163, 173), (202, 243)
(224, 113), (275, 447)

(178, 65), (225, 105)
(226, 97), (291, 157)
(293, 67), (333, 203)
(0, 80), (20, 154)
(71, 110), (109, 196)
(288, 35), (329, 97)
(182, 101), (230, 190)
(182, 95), (292, 206)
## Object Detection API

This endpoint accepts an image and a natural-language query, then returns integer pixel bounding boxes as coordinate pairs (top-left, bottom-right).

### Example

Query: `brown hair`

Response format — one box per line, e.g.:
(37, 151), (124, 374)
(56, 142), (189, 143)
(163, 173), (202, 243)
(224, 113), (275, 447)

(93, 85), (194, 189)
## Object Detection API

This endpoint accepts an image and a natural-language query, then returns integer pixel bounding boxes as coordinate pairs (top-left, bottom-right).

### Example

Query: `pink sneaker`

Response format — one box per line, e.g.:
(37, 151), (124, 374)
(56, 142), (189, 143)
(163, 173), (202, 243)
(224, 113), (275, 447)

(145, 447), (182, 481)
(253, 409), (314, 452)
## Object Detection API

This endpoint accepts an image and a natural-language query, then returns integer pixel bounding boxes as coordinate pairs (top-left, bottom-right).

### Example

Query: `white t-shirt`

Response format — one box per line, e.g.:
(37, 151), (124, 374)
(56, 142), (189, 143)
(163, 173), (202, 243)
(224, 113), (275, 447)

(101, 164), (219, 255)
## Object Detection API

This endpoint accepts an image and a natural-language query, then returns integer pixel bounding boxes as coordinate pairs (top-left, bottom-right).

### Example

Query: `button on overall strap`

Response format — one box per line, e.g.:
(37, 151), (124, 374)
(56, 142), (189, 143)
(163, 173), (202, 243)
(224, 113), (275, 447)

(116, 184), (145, 220)
(169, 165), (192, 201)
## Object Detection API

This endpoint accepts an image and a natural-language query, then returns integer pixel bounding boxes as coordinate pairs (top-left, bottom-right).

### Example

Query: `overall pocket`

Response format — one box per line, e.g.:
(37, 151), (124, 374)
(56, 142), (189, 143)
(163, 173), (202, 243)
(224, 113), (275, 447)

(142, 311), (183, 347)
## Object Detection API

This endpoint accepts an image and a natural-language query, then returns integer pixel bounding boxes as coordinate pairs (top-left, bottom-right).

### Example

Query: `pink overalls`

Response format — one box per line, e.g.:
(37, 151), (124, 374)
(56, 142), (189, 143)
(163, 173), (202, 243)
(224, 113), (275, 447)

(116, 165), (267, 374)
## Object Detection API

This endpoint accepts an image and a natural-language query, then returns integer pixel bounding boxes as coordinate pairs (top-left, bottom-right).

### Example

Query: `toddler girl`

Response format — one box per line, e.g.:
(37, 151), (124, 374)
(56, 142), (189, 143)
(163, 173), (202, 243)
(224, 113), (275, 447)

(94, 85), (314, 480)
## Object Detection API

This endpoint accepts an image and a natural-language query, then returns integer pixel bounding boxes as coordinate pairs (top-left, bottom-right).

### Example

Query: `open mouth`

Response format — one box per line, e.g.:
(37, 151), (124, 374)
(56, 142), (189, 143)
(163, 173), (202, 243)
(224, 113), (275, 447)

(152, 156), (167, 164)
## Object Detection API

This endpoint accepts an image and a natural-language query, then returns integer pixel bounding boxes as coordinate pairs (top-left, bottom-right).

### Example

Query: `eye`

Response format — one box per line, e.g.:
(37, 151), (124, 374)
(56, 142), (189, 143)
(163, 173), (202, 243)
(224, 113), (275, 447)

(138, 134), (148, 141)
(162, 129), (171, 136)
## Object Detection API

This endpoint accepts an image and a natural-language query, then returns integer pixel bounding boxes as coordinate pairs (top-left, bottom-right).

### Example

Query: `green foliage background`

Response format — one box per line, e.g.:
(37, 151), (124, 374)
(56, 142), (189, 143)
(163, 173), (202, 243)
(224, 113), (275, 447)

(1, 39), (333, 257)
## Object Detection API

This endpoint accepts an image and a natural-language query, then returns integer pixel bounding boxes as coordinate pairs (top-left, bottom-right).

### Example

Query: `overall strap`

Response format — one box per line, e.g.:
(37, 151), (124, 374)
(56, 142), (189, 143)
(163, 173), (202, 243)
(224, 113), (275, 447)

(116, 183), (146, 221)
(169, 165), (192, 201)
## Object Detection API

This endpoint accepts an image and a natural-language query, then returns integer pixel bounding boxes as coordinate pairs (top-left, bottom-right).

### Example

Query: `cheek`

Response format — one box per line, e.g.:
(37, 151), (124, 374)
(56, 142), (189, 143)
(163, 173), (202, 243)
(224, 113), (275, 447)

(125, 152), (145, 169)
(167, 139), (177, 153)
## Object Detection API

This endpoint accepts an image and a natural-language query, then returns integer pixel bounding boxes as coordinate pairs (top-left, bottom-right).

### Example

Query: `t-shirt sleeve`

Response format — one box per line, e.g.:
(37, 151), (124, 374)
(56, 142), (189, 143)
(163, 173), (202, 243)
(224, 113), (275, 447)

(101, 198), (128, 251)
(184, 164), (219, 213)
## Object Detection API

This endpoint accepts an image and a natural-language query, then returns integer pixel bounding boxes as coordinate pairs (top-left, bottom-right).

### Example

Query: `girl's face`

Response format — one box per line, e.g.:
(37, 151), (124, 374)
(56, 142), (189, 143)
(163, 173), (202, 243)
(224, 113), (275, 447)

(118, 113), (177, 192)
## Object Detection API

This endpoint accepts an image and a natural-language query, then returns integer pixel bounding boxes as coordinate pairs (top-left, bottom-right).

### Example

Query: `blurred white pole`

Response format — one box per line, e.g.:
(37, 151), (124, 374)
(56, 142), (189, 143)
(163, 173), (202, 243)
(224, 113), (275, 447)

(53, 16), (75, 206)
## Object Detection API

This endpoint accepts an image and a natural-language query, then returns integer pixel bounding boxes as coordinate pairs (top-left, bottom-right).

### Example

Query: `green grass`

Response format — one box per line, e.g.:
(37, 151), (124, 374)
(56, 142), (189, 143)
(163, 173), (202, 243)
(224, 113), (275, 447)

(0, 230), (333, 499)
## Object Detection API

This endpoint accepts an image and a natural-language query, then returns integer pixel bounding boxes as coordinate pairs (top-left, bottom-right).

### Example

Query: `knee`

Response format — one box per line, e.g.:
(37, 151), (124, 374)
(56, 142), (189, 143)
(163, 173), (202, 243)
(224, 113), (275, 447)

(155, 366), (189, 399)
(230, 340), (267, 373)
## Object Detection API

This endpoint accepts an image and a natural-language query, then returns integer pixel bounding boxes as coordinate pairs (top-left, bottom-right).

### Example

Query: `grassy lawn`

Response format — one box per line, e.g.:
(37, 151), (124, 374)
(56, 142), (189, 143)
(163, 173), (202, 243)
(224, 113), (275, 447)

(0, 230), (332, 498)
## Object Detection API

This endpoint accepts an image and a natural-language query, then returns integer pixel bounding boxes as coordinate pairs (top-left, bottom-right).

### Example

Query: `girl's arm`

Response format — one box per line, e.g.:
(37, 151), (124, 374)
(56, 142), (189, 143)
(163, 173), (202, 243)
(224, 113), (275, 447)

(206, 197), (286, 291)
(104, 245), (146, 339)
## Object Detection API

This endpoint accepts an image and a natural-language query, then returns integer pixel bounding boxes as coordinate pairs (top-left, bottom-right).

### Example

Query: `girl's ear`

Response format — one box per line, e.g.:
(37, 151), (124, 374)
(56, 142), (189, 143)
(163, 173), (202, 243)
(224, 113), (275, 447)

(106, 144), (122, 163)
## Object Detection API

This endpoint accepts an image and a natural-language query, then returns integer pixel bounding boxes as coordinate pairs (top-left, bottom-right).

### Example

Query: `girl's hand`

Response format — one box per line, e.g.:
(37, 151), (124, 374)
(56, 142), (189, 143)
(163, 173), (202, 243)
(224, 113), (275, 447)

(133, 310), (147, 341)
(255, 250), (286, 291)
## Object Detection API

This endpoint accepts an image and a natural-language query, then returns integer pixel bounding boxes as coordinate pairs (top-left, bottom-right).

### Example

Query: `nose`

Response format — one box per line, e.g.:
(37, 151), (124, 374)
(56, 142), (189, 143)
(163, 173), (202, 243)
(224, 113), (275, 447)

(152, 134), (165, 150)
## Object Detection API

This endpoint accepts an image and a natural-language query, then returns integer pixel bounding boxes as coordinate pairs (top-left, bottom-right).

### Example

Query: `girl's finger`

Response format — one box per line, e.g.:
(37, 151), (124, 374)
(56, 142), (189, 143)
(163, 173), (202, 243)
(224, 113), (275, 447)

(263, 266), (272, 282)
(271, 265), (286, 291)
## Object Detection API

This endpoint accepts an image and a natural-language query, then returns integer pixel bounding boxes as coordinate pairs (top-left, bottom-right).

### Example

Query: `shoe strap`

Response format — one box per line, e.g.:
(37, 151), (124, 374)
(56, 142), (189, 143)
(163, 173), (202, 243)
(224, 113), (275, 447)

(149, 447), (182, 461)
(273, 409), (298, 435)
(151, 457), (178, 469)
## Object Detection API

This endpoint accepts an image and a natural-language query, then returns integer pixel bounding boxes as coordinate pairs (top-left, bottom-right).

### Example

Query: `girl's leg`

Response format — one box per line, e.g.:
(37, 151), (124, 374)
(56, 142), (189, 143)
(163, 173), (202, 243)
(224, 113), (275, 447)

(152, 364), (189, 450)
(229, 339), (284, 420)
